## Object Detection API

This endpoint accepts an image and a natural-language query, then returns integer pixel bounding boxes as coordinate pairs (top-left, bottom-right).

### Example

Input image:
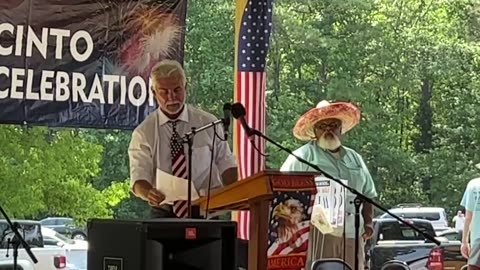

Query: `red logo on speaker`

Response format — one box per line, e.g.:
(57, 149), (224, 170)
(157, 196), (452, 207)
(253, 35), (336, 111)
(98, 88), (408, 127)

(185, 227), (197, 239)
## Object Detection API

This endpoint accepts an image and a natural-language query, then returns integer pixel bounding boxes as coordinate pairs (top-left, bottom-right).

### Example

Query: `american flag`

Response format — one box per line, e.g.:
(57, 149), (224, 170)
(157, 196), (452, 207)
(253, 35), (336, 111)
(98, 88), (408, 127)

(232, 0), (274, 240)
(267, 222), (310, 256)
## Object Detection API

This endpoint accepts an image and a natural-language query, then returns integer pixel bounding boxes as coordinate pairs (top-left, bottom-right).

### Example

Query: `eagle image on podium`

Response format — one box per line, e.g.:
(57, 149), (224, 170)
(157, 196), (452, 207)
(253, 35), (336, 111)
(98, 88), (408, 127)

(267, 192), (313, 257)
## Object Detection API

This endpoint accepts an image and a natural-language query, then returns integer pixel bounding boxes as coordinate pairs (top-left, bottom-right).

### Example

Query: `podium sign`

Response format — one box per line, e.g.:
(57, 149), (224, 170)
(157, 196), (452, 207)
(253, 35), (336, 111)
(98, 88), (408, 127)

(266, 175), (317, 269)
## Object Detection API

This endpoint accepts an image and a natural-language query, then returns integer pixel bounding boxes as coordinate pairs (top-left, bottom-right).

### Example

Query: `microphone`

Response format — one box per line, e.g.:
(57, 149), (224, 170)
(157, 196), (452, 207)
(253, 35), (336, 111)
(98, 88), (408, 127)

(231, 102), (253, 137)
(223, 103), (231, 140)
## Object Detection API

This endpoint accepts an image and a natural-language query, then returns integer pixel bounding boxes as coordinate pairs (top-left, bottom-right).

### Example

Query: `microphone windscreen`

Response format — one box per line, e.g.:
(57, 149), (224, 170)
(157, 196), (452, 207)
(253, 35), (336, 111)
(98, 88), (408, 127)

(231, 103), (246, 119)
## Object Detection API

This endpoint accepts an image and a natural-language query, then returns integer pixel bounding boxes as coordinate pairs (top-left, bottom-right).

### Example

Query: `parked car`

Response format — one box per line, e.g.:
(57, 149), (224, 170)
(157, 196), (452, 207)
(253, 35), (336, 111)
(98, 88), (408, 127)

(39, 217), (87, 240)
(379, 204), (449, 233)
(409, 229), (467, 270)
(408, 243), (467, 270)
(366, 218), (446, 270)
(42, 227), (87, 250)
(42, 228), (87, 270)
(0, 219), (67, 270)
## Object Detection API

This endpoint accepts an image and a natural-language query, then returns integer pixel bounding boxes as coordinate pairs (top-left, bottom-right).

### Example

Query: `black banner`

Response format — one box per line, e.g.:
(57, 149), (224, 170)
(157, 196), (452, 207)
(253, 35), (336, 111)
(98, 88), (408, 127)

(0, 0), (186, 129)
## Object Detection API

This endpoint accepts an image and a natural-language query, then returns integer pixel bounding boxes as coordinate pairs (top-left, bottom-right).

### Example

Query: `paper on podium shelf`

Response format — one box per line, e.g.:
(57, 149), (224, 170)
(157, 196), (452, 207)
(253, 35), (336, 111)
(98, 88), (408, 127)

(156, 169), (200, 204)
(312, 176), (348, 235)
(310, 204), (334, 234)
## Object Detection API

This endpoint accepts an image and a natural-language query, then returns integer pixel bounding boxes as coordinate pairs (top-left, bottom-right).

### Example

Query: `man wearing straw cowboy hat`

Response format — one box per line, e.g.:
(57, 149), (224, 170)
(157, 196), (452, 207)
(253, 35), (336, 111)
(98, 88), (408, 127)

(460, 163), (480, 270)
(281, 100), (377, 269)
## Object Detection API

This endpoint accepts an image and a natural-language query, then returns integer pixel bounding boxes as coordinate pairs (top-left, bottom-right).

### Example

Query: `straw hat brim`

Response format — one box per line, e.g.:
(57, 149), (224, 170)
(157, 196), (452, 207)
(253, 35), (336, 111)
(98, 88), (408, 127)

(293, 102), (361, 141)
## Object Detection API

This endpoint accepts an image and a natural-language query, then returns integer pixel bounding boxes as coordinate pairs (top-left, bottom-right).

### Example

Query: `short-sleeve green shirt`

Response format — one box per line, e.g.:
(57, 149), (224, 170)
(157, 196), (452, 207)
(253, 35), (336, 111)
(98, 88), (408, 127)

(280, 141), (377, 238)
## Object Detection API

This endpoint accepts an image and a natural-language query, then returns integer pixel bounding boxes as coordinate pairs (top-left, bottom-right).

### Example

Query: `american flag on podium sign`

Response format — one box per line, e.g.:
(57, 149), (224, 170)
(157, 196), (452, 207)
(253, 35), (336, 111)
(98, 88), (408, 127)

(232, 0), (274, 240)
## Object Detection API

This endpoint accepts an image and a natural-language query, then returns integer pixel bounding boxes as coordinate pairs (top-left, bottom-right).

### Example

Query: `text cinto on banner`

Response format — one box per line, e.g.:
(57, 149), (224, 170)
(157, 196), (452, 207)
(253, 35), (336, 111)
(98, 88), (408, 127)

(0, 23), (93, 62)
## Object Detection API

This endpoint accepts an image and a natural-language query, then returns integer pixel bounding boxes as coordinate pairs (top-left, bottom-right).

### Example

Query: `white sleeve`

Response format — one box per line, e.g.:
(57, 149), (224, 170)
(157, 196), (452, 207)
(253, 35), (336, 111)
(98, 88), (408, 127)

(128, 129), (154, 189)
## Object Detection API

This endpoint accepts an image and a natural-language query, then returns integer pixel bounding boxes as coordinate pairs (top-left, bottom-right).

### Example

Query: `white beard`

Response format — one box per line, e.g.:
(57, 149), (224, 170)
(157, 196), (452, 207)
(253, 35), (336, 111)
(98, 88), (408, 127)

(163, 95), (186, 115)
(317, 132), (341, 151)
(165, 102), (184, 115)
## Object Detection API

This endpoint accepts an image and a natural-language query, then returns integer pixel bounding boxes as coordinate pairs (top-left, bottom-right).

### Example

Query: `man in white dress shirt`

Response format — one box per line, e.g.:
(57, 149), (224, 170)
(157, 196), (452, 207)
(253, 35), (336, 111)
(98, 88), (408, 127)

(128, 59), (238, 218)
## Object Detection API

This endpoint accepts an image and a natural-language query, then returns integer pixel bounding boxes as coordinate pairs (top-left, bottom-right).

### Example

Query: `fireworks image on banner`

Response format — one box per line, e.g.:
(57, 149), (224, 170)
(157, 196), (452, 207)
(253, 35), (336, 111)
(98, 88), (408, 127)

(267, 191), (314, 256)
(93, 0), (184, 78)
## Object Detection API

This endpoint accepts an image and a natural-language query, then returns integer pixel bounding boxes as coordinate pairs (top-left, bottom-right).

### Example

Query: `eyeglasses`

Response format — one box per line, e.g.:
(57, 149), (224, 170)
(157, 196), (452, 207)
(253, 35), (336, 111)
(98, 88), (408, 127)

(314, 121), (342, 130)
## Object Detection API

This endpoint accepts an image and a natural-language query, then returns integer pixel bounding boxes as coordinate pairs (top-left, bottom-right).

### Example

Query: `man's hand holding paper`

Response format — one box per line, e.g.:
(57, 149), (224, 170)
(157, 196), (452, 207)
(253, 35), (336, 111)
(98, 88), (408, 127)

(156, 169), (200, 205)
(147, 188), (166, 207)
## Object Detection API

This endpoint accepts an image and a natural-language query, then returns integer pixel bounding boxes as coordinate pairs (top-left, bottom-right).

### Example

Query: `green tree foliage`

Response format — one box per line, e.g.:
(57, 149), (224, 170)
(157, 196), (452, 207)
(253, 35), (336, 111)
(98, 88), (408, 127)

(184, 0), (236, 113)
(82, 129), (151, 219)
(0, 126), (129, 223)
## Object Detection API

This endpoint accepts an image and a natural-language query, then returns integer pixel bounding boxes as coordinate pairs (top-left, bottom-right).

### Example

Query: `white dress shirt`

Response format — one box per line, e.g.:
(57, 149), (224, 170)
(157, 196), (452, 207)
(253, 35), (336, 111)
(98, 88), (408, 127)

(128, 105), (237, 204)
(453, 215), (465, 230)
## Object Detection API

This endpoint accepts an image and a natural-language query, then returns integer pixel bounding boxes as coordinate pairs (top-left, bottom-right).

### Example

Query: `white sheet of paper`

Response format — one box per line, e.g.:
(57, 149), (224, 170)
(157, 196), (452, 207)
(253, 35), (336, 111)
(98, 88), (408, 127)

(156, 169), (200, 204)
(314, 176), (348, 229)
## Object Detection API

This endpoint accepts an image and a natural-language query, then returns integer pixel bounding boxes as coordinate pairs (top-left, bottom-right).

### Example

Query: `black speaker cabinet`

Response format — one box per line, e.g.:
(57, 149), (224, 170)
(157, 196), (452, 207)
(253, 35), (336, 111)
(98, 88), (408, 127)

(87, 218), (237, 270)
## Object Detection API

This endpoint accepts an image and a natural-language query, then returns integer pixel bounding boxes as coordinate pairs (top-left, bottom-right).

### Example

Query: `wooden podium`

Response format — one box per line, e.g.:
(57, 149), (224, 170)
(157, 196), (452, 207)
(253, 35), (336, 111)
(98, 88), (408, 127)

(194, 170), (318, 270)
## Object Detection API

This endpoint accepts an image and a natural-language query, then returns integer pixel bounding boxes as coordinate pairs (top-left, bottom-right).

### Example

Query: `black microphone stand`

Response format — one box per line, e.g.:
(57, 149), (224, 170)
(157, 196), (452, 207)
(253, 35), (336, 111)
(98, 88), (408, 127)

(244, 127), (440, 270)
(178, 118), (225, 218)
(0, 206), (37, 270)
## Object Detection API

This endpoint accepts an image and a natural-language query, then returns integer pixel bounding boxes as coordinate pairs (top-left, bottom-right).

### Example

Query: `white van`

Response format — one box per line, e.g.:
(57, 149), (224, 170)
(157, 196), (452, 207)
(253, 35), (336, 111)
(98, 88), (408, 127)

(379, 205), (449, 233)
